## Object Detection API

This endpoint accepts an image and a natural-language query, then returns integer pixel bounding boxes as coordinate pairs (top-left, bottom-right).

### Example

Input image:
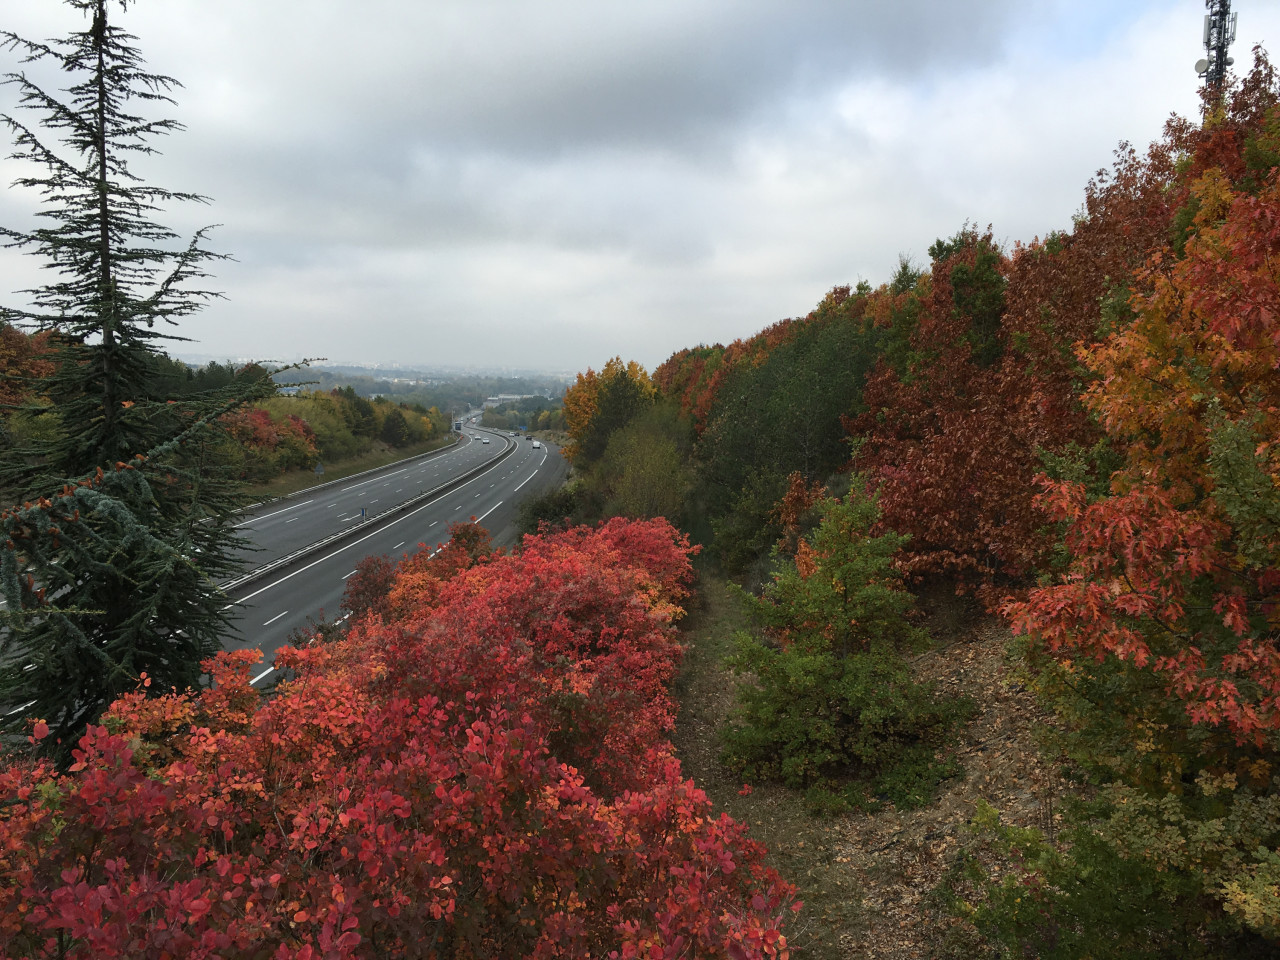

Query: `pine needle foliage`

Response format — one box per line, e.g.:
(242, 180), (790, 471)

(0, 0), (274, 755)
(721, 488), (974, 814)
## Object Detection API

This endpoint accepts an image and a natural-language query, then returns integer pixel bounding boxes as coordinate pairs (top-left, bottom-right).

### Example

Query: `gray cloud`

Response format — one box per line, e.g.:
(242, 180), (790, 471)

(3, 1), (1277, 373)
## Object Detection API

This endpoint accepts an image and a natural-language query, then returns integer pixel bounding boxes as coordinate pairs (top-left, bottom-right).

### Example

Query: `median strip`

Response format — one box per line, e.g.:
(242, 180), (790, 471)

(221, 435), (518, 596)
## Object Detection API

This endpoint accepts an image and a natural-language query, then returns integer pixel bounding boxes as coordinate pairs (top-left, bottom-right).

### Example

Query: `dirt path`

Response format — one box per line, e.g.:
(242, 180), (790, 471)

(672, 575), (1069, 959)
(832, 614), (1063, 958)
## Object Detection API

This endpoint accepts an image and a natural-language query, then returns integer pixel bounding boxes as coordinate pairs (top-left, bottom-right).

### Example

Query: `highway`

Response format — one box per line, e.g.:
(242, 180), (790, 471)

(230, 431), (505, 567)
(222, 425), (569, 687)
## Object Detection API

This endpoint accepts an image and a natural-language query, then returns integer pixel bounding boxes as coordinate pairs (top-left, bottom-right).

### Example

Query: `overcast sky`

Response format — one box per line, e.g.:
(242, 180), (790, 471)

(2, 1), (1277, 376)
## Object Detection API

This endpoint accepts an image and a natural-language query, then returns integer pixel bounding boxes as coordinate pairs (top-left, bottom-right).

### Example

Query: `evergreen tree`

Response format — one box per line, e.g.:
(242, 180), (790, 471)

(0, 0), (271, 754)
(379, 407), (410, 447)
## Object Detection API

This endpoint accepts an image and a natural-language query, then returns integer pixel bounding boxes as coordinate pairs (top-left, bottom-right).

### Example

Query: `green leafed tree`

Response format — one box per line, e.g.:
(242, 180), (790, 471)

(0, 0), (272, 754)
(721, 487), (973, 813)
(379, 406), (410, 447)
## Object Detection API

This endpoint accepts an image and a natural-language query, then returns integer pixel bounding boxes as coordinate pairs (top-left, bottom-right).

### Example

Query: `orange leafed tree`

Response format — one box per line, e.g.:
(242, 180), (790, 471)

(1003, 75), (1280, 936)
(561, 357), (655, 464)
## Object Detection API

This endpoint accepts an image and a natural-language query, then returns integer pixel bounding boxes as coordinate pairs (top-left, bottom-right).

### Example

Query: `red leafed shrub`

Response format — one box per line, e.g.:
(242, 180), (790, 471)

(376, 517), (697, 795)
(771, 471), (827, 559)
(0, 324), (55, 406)
(0, 518), (797, 958)
(848, 228), (1096, 595)
(220, 406), (320, 480)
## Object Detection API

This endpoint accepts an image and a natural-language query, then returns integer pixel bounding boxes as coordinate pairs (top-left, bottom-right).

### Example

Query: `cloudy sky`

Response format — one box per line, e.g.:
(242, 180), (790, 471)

(2, 1), (1278, 375)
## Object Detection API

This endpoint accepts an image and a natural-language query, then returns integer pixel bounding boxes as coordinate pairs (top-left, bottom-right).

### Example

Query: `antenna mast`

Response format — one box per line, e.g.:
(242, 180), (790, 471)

(1196, 0), (1238, 90)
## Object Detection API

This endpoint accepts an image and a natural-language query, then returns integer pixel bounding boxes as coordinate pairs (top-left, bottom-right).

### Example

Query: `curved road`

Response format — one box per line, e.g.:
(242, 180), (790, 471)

(231, 431), (505, 566)
(223, 425), (568, 686)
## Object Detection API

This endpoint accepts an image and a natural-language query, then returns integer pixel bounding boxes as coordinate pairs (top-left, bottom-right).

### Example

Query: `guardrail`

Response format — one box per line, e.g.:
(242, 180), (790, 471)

(242, 432), (464, 512)
(220, 434), (516, 596)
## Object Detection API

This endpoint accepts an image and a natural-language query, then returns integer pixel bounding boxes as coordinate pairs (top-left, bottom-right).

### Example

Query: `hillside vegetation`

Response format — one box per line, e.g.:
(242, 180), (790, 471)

(4, 13), (1280, 957)
(541, 54), (1280, 956)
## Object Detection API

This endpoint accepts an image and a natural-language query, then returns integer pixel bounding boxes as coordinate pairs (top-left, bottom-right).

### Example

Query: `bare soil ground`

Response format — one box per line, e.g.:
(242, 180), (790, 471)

(671, 573), (1072, 959)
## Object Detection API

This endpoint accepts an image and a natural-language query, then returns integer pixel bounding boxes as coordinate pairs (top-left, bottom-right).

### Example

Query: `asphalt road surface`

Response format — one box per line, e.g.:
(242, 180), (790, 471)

(222, 427), (569, 687)
(230, 432), (507, 567)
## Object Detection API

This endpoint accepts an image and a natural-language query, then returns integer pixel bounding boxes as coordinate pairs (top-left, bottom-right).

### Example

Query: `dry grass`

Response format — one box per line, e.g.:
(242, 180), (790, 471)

(670, 572), (1071, 959)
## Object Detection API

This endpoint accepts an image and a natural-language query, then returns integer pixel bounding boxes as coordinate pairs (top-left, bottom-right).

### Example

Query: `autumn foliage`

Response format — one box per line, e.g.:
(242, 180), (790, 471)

(0, 518), (797, 958)
(985, 61), (1280, 943)
(561, 357), (656, 465)
(0, 324), (56, 408)
(1006, 101), (1280, 748)
(562, 52), (1280, 951)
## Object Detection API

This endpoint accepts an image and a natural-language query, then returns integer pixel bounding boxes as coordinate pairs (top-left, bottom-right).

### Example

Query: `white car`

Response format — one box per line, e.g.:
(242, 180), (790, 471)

(532, 440), (541, 449)
(482, 437), (490, 444)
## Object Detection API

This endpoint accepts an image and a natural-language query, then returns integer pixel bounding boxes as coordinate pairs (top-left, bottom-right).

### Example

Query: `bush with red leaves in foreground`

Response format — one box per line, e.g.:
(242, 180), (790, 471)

(0, 518), (798, 959)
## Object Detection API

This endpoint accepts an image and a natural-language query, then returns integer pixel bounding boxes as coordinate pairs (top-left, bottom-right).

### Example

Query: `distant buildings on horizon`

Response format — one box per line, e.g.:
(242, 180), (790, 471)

(174, 352), (575, 381)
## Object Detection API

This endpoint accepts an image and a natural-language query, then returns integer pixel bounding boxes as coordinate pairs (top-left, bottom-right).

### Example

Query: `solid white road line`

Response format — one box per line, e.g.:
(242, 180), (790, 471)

(263, 610), (289, 626)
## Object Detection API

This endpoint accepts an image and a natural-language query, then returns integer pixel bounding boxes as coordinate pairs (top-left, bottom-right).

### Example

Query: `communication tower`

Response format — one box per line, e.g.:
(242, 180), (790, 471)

(1195, 0), (1238, 90)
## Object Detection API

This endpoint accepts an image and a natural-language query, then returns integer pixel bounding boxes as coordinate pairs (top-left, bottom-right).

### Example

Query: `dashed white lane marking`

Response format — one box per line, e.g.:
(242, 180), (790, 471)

(263, 610), (289, 626)
(342, 569), (357, 579)
(235, 499), (315, 528)
(344, 467), (410, 492)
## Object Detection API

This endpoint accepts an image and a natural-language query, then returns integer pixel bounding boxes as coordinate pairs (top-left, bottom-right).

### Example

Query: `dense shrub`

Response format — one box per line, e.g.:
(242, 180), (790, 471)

(721, 490), (972, 813)
(941, 800), (1273, 959)
(0, 518), (799, 957)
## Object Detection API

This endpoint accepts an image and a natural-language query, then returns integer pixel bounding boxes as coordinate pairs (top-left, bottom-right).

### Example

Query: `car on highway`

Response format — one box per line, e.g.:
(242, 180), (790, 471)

(482, 437), (490, 444)
(532, 441), (541, 449)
